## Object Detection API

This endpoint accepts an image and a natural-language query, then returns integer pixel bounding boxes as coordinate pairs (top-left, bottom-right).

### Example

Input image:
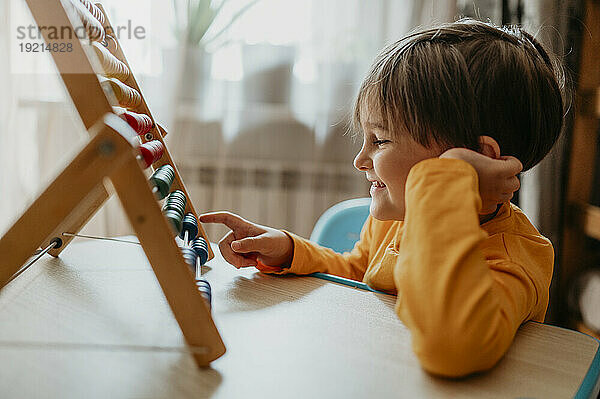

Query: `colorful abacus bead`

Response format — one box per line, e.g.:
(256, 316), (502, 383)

(104, 35), (118, 53)
(162, 190), (187, 234)
(181, 244), (211, 309)
(149, 165), (175, 200)
(101, 78), (142, 108)
(180, 246), (197, 272)
(69, 0), (105, 42)
(192, 237), (209, 266)
(196, 278), (212, 309)
(162, 190), (187, 213)
(163, 210), (183, 233)
(91, 42), (130, 81)
(180, 213), (199, 242)
(139, 140), (164, 168)
(78, 0), (105, 25)
(122, 111), (153, 135)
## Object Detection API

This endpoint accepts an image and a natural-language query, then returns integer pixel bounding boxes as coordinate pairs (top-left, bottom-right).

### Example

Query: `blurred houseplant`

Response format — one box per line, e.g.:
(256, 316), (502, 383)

(171, 0), (259, 100)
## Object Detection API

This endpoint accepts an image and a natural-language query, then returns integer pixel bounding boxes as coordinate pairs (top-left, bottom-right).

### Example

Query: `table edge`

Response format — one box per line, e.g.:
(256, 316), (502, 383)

(310, 272), (392, 295)
(563, 322), (600, 399)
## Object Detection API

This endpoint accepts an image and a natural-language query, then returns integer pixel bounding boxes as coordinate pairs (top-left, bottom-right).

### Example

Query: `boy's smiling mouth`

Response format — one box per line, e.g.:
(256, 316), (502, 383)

(368, 178), (387, 195)
(370, 180), (386, 187)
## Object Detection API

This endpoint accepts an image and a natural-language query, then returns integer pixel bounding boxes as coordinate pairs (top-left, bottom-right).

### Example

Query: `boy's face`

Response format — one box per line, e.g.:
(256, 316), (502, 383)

(354, 114), (443, 221)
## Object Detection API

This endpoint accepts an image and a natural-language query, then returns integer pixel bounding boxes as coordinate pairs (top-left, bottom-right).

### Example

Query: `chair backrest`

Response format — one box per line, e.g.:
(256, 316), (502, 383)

(310, 198), (371, 253)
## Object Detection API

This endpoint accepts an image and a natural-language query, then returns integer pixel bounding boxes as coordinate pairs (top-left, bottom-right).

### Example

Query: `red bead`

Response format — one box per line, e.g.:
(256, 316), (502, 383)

(123, 111), (153, 135)
(139, 140), (164, 168)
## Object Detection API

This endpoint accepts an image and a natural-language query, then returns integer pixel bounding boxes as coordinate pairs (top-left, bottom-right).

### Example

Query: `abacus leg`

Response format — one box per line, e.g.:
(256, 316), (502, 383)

(110, 155), (226, 366)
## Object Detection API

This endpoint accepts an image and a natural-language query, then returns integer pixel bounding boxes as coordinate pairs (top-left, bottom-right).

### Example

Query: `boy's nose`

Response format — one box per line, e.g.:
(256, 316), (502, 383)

(353, 147), (372, 171)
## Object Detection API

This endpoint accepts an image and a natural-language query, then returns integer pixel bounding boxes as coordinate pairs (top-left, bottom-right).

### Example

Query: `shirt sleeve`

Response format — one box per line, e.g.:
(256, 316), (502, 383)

(393, 158), (553, 377)
(260, 215), (374, 281)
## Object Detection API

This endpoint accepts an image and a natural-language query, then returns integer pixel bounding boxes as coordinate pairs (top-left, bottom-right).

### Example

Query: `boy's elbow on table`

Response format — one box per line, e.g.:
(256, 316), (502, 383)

(413, 324), (514, 378)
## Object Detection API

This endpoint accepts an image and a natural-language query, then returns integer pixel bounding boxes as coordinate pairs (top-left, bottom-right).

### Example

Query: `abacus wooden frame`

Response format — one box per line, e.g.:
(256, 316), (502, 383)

(18, 0), (214, 262)
(0, 0), (224, 365)
(0, 114), (225, 365)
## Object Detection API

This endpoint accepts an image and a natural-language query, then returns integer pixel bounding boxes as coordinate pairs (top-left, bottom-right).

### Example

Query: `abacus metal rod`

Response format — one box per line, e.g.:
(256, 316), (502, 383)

(182, 230), (194, 276)
(3, 237), (62, 288)
(62, 232), (141, 245)
(192, 236), (203, 278)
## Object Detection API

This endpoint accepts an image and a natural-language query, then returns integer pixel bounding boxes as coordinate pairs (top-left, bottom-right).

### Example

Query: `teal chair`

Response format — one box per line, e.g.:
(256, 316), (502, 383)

(309, 198), (389, 293)
(310, 197), (371, 253)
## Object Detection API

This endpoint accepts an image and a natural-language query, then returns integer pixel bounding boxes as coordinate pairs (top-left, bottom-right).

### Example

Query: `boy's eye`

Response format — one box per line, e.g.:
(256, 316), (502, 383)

(373, 139), (390, 146)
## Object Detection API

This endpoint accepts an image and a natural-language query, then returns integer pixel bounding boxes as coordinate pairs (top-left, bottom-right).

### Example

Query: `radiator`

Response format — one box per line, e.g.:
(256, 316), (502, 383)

(166, 113), (369, 243)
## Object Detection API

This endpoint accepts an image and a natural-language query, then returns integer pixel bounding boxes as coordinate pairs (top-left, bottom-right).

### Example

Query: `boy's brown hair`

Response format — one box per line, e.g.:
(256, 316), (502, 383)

(352, 18), (565, 171)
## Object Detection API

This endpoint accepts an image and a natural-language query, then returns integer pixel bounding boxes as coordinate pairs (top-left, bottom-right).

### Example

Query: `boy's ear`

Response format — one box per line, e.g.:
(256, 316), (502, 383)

(478, 136), (501, 159)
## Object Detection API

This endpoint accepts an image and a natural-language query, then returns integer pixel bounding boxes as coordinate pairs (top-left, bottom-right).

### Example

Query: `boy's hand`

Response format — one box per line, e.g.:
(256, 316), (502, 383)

(199, 212), (294, 269)
(439, 148), (522, 214)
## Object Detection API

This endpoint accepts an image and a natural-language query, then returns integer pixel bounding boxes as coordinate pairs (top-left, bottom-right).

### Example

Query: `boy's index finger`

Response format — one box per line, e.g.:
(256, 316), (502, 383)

(199, 211), (249, 231)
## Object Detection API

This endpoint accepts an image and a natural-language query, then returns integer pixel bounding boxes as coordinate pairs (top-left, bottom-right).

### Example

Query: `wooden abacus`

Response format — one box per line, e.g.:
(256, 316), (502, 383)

(0, 0), (225, 365)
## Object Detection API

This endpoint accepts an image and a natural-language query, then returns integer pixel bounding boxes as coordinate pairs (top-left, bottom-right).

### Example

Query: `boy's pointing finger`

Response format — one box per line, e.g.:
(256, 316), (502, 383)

(199, 211), (248, 230)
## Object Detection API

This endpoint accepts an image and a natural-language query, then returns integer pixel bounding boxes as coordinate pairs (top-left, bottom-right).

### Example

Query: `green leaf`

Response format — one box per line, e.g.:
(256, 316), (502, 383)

(203, 0), (260, 46)
(174, 0), (259, 47)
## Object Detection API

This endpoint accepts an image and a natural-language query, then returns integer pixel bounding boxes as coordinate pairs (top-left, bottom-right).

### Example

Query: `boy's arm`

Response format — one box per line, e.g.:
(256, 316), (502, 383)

(261, 216), (374, 281)
(394, 158), (552, 377)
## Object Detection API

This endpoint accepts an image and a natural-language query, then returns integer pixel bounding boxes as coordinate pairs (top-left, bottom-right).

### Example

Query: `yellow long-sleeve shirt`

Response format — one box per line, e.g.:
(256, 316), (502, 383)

(267, 158), (553, 377)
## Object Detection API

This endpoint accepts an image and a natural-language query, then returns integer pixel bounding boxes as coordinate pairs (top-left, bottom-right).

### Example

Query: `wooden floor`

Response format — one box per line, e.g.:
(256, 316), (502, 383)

(0, 238), (598, 398)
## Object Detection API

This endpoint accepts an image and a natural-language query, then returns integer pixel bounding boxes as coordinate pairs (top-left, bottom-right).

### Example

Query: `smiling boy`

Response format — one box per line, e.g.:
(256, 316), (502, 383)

(200, 19), (565, 377)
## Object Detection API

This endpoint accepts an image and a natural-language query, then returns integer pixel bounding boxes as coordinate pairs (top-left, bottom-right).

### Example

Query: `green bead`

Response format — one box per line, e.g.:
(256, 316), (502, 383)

(149, 165), (175, 200)
(163, 209), (183, 234)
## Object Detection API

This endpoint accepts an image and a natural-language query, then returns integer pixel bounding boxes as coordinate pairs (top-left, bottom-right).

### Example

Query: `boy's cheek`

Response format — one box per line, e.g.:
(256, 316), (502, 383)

(388, 179), (408, 202)
(389, 187), (406, 206)
(385, 185), (408, 218)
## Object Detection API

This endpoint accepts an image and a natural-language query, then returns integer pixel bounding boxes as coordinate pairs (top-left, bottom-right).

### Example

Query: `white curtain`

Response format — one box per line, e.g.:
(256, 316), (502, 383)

(0, 0), (455, 239)
(0, 0), (86, 233)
